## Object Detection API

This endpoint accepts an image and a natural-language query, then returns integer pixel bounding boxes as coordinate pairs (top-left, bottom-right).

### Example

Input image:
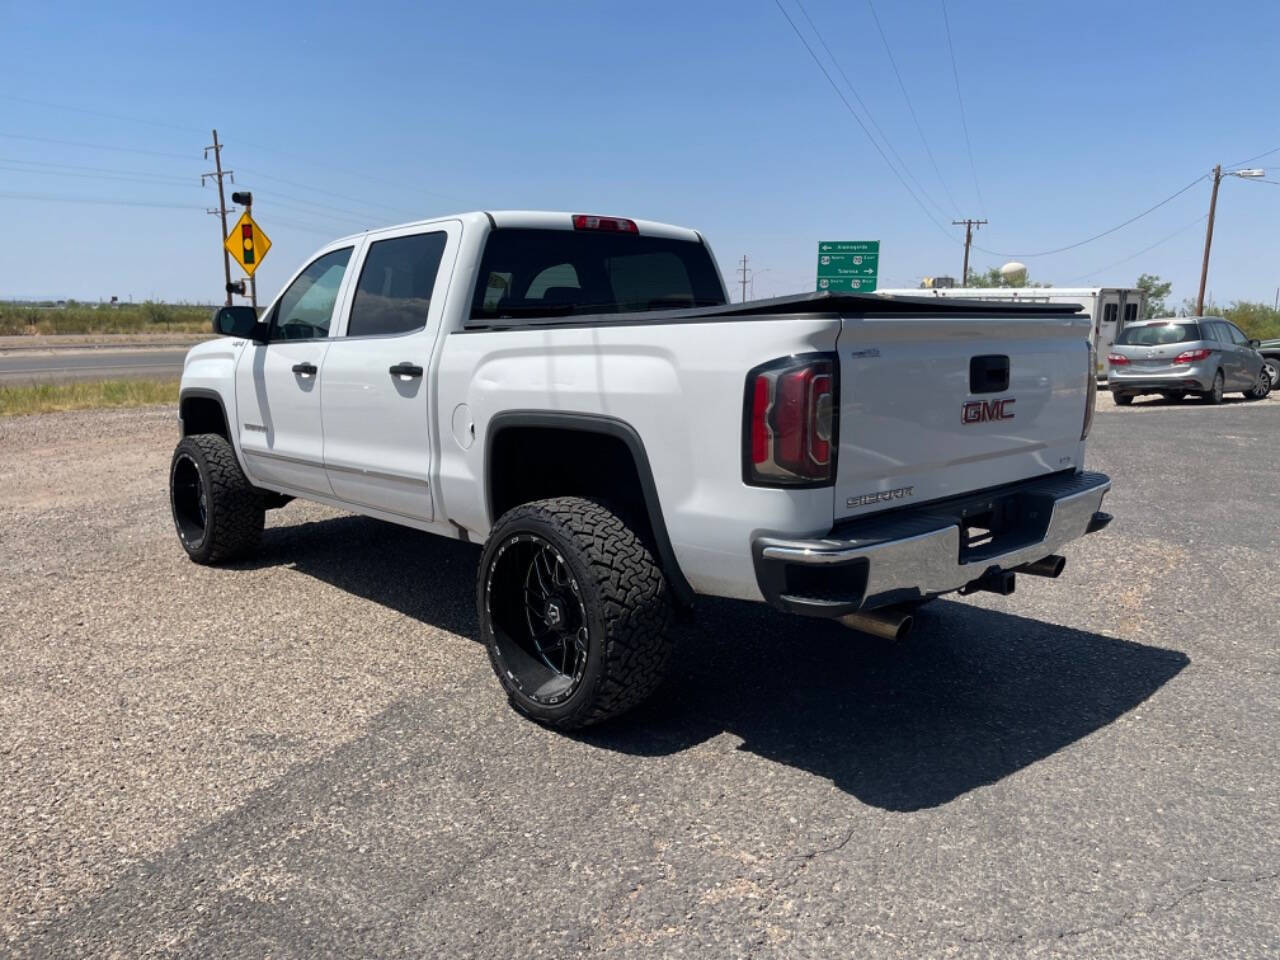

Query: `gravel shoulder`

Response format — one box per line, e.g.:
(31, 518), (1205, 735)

(2, 401), (1277, 958)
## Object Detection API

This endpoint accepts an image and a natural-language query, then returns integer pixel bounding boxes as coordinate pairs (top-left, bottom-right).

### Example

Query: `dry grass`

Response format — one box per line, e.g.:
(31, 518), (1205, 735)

(0, 301), (212, 336)
(0, 379), (179, 417)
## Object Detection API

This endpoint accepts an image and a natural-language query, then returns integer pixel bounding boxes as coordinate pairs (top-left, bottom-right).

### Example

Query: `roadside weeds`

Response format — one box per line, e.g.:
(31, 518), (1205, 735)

(0, 379), (179, 417)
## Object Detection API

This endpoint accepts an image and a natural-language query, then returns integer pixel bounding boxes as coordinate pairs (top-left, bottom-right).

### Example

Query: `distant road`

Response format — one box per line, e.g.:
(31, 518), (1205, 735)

(0, 348), (189, 384)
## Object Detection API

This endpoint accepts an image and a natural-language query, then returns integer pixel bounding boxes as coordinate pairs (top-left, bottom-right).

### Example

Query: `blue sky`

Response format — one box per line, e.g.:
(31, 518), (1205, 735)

(3, 0), (1278, 307)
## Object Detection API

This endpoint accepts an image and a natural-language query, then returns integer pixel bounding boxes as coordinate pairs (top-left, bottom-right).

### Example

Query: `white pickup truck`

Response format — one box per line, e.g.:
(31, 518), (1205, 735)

(172, 211), (1112, 728)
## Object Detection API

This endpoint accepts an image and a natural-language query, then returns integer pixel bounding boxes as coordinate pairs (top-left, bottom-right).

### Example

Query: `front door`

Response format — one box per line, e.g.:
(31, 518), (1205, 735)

(319, 223), (458, 520)
(235, 245), (355, 497)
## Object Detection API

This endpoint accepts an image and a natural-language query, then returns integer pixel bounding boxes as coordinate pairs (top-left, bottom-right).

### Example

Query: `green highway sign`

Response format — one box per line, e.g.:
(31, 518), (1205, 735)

(817, 240), (879, 292)
(817, 253), (878, 276)
(818, 240), (879, 254)
(817, 276), (877, 293)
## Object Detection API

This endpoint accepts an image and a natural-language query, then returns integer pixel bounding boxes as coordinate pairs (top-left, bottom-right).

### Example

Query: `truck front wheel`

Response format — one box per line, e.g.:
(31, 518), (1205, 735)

(478, 497), (673, 729)
(169, 434), (264, 564)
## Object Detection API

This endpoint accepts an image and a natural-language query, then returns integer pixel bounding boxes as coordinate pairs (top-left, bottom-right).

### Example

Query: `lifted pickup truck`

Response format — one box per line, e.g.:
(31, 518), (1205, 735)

(172, 211), (1111, 728)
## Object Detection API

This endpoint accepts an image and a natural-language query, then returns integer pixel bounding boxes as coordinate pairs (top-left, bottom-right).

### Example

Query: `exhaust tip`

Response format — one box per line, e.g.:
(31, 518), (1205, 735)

(838, 607), (915, 641)
(1022, 554), (1067, 578)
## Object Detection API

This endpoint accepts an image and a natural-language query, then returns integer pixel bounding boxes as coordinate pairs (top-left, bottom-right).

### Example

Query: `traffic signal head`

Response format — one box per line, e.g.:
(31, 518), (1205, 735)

(231, 191), (253, 206)
(226, 280), (246, 296)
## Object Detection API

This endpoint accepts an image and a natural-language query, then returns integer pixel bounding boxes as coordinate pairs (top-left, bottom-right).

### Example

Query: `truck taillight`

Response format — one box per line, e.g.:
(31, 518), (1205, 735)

(744, 356), (837, 486)
(1083, 342), (1098, 440)
(1107, 353), (1129, 365)
(1173, 348), (1210, 364)
(571, 214), (638, 233)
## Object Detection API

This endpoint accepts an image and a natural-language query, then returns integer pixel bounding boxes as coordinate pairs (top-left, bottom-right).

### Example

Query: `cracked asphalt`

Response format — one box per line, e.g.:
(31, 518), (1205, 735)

(1, 391), (1277, 958)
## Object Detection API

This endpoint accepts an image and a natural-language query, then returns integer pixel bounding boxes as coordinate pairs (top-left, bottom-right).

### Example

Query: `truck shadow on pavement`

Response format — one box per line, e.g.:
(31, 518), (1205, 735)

(254, 514), (1188, 812)
(592, 597), (1188, 811)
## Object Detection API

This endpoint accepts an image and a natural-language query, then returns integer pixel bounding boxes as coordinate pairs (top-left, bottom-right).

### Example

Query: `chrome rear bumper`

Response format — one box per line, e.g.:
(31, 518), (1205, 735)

(753, 471), (1111, 617)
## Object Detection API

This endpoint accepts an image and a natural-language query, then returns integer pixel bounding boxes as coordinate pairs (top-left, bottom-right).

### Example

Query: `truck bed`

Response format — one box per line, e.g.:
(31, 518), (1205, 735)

(460, 290), (1085, 332)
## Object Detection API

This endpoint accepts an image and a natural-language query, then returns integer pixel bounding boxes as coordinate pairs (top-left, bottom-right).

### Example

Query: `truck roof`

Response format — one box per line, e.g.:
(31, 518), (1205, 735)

(331, 210), (703, 244)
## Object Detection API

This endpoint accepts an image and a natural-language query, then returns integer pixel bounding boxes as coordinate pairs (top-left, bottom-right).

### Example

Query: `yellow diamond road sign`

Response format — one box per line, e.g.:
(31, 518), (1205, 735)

(225, 211), (271, 276)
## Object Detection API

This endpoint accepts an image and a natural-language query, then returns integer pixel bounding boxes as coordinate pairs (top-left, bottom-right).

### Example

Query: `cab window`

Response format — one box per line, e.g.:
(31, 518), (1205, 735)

(269, 248), (352, 341)
(346, 232), (447, 338)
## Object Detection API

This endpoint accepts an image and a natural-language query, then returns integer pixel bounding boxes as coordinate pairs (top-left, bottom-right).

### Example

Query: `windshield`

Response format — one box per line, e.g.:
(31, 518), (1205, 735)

(1117, 322), (1201, 346)
(470, 228), (726, 321)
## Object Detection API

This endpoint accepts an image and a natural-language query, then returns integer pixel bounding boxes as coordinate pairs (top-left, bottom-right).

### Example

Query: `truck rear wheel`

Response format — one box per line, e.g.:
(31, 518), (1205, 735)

(169, 434), (264, 564)
(477, 497), (673, 729)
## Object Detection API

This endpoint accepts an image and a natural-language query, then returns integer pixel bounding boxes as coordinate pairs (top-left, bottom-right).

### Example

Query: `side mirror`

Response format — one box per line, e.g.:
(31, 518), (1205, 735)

(212, 305), (260, 339)
(1249, 338), (1261, 349)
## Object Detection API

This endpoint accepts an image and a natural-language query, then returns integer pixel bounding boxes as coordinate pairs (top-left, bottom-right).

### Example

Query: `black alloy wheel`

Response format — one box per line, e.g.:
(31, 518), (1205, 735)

(170, 451), (208, 549)
(485, 533), (590, 706)
(477, 497), (673, 729)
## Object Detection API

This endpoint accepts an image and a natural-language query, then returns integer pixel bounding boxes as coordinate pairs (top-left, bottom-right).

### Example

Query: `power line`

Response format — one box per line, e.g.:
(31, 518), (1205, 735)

(0, 161), (198, 189)
(1226, 144), (1280, 168)
(1070, 214), (1208, 282)
(236, 167), (419, 219)
(940, 0), (985, 215)
(0, 94), (205, 135)
(971, 174), (1208, 258)
(866, 0), (961, 217)
(793, 0), (951, 222)
(0, 190), (204, 210)
(0, 131), (193, 160)
(771, 0), (959, 243)
(0, 156), (195, 184)
(2, 93), (461, 206)
(233, 140), (462, 203)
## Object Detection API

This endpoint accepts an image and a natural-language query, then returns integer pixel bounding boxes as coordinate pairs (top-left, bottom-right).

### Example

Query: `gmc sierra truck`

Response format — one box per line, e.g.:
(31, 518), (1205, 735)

(171, 211), (1112, 729)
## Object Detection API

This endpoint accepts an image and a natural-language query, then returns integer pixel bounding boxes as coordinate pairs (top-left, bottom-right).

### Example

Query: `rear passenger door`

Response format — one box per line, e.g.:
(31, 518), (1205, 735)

(1224, 322), (1258, 387)
(319, 221), (459, 521)
(1210, 321), (1244, 387)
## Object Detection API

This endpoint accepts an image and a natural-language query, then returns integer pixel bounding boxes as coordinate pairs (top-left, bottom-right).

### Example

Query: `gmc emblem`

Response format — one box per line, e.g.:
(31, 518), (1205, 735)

(962, 398), (1016, 424)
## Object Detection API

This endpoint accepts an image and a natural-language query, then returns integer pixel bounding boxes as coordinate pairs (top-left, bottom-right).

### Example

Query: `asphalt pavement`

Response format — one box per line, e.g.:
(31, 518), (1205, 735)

(1, 393), (1276, 958)
(0, 347), (189, 384)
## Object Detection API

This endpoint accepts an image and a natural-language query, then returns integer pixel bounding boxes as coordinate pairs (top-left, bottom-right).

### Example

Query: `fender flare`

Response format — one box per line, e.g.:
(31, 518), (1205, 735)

(484, 411), (694, 606)
(178, 387), (249, 473)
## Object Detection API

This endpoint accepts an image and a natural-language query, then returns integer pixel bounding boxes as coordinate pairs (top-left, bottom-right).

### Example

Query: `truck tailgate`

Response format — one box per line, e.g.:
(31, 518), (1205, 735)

(835, 312), (1090, 521)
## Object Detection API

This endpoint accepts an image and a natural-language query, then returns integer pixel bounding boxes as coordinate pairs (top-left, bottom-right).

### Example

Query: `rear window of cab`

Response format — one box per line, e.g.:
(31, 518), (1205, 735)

(470, 228), (726, 321)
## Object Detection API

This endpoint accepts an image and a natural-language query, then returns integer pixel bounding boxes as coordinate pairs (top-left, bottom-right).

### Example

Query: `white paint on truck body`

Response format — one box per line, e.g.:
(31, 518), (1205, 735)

(181, 211), (1104, 608)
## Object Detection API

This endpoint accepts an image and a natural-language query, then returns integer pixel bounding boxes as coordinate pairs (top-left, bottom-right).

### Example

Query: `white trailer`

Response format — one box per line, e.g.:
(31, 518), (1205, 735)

(876, 287), (1146, 378)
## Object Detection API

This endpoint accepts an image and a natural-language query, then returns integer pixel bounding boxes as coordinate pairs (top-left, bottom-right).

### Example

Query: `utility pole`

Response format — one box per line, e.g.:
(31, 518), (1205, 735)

(1195, 164), (1266, 315)
(952, 219), (987, 285)
(1195, 165), (1222, 316)
(739, 254), (749, 303)
(202, 129), (234, 306)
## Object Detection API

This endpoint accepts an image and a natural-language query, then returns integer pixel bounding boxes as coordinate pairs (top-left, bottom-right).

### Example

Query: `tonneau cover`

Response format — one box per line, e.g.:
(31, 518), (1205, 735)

(462, 290), (1084, 332)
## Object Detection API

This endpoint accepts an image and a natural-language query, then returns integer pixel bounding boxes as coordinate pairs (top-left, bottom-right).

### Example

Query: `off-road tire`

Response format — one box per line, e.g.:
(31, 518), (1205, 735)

(169, 433), (264, 564)
(478, 497), (673, 729)
(1114, 392), (1134, 406)
(1203, 370), (1225, 405)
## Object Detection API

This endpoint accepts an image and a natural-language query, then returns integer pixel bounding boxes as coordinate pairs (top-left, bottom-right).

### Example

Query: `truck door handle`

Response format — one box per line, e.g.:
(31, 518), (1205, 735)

(389, 362), (423, 378)
(292, 362), (317, 376)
